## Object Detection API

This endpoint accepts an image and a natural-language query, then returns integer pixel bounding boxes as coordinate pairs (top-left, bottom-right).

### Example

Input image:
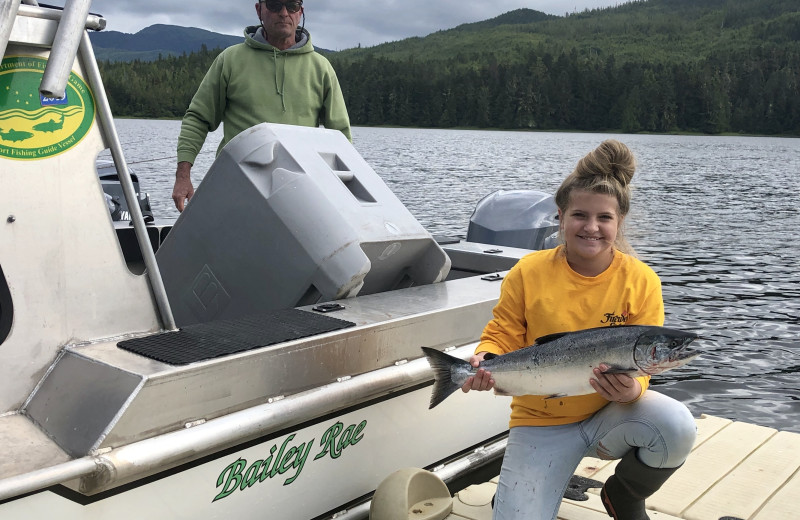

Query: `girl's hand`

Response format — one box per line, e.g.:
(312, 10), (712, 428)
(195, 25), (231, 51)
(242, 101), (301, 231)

(590, 364), (642, 403)
(461, 352), (495, 393)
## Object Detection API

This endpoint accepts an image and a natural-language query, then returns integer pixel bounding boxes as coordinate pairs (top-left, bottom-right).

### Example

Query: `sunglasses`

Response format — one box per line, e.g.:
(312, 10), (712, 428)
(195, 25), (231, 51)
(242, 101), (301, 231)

(261, 1), (303, 13)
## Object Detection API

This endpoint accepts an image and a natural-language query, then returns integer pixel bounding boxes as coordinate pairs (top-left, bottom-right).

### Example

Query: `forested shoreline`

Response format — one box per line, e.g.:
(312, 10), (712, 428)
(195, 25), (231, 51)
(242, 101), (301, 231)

(98, 45), (800, 136)
(330, 47), (799, 135)
(97, 0), (800, 136)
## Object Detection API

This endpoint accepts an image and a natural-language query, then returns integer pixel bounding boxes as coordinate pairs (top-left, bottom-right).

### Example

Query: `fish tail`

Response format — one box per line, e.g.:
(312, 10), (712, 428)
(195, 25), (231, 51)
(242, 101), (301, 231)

(421, 347), (471, 409)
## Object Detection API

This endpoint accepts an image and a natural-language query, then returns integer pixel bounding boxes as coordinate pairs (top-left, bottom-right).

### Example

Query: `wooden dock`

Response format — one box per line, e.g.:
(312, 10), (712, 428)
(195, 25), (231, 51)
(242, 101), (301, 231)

(447, 414), (799, 520)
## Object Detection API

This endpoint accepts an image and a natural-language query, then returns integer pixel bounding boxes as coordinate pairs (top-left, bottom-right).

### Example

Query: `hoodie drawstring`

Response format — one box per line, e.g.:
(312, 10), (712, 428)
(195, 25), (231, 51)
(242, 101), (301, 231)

(273, 49), (287, 112)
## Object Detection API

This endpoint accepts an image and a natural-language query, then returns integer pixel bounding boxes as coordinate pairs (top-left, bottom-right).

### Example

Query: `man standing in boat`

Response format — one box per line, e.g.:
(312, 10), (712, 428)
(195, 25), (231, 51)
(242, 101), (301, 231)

(172, 0), (351, 212)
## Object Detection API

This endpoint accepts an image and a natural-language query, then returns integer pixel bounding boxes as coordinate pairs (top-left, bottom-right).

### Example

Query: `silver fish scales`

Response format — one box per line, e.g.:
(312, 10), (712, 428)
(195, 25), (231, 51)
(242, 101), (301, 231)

(422, 325), (699, 409)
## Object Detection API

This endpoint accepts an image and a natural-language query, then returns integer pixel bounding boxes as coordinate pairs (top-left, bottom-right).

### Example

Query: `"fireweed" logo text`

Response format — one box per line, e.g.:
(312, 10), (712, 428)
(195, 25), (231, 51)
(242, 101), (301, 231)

(601, 311), (628, 325)
(213, 420), (367, 502)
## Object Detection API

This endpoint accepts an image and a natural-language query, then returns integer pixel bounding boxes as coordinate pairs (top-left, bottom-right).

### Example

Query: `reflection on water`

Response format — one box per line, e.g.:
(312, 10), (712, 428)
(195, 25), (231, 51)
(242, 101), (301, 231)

(108, 121), (800, 433)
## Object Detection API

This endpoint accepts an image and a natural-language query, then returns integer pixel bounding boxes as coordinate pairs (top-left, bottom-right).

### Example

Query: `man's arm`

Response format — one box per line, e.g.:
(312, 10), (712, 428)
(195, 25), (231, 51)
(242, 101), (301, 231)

(322, 67), (352, 142)
(177, 56), (227, 166)
(174, 52), (229, 211)
(172, 161), (194, 212)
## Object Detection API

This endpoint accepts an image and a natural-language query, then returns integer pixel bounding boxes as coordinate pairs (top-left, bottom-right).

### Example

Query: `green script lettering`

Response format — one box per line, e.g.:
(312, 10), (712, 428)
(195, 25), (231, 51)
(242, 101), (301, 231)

(314, 420), (368, 461)
(315, 422), (343, 460)
(268, 434), (294, 478)
(243, 459), (263, 489)
(211, 420), (367, 501)
(284, 441), (313, 485)
(213, 458), (247, 502)
(352, 420), (367, 443)
(278, 446), (298, 475)
(257, 444), (278, 482)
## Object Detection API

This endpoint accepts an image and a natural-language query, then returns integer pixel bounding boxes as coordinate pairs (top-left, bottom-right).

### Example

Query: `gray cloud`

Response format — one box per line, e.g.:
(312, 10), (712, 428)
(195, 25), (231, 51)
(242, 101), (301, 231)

(51, 1), (626, 50)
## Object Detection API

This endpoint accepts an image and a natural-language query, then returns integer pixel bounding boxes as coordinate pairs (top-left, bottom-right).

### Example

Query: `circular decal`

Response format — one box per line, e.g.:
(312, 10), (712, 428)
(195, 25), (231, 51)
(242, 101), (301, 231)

(0, 56), (95, 160)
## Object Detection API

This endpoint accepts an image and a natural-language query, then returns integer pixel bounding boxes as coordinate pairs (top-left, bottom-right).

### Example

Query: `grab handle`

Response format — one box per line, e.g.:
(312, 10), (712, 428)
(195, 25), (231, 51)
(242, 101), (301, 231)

(39, 0), (93, 99)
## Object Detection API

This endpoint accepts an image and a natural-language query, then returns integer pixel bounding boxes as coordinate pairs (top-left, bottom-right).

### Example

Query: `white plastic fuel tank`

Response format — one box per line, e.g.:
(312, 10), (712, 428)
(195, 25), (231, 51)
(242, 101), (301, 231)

(156, 123), (451, 326)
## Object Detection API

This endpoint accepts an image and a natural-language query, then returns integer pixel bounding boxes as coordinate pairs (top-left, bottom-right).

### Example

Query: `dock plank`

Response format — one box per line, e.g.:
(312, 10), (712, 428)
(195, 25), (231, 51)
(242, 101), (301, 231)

(751, 464), (800, 520)
(690, 414), (734, 446)
(450, 482), (494, 520)
(558, 496), (613, 520)
(683, 430), (800, 520)
(441, 416), (800, 520)
(649, 420), (776, 517)
(559, 494), (684, 520)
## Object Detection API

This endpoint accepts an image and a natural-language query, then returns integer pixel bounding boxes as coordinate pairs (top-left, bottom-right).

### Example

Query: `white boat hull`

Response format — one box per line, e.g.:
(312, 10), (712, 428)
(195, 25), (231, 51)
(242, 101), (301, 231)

(1, 387), (510, 519)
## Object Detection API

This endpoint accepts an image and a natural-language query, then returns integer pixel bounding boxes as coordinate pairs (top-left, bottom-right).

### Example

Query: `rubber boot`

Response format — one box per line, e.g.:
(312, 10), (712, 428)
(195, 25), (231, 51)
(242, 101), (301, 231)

(600, 450), (680, 520)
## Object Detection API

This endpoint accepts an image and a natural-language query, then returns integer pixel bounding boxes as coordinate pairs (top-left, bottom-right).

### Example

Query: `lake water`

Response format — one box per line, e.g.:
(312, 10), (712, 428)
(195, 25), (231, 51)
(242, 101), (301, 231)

(105, 120), (800, 433)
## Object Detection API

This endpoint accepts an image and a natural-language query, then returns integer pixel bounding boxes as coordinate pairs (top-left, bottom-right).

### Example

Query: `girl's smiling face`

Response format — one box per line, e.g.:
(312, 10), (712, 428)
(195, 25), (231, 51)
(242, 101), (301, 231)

(558, 189), (621, 277)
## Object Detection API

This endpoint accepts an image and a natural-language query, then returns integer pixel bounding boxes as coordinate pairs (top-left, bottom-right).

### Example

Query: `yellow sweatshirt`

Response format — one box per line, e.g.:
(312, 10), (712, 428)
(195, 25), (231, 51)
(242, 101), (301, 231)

(478, 246), (664, 428)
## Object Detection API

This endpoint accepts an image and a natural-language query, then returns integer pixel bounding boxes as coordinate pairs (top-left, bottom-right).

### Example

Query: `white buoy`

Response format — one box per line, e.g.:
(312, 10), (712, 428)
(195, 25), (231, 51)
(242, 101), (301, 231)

(370, 468), (453, 520)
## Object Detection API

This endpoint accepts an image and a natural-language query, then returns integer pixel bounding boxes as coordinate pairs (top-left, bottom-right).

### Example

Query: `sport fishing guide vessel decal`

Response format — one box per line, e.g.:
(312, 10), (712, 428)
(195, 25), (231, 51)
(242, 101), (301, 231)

(0, 56), (95, 160)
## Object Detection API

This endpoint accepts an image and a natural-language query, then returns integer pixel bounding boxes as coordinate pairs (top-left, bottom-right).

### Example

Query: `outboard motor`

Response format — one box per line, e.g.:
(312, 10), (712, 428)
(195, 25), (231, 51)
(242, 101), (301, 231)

(467, 190), (559, 250)
(96, 160), (153, 222)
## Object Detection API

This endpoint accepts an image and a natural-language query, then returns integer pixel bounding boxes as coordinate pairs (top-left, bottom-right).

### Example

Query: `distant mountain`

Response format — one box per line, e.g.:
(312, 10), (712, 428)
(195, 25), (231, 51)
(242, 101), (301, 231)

(89, 24), (244, 62)
(454, 8), (557, 30)
(97, 0), (799, 135)
(332, 1), (800, 65)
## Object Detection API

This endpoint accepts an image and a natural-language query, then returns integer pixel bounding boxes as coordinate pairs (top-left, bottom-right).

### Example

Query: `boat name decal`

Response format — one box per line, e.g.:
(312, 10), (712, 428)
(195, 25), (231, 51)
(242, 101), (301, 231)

(213, 419), (367, 502)
(0, 56), (95, 160)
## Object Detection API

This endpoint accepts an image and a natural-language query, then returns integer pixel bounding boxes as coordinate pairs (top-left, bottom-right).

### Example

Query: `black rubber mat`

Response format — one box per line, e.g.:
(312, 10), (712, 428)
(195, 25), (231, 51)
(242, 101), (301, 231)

(118, 309), (355, 365)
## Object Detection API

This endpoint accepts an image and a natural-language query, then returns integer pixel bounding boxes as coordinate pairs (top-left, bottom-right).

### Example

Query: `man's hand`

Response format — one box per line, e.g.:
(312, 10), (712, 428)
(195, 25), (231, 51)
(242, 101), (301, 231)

(172, 161), (195, 212)
(590, 364), (642, 404)
(461, 352), (495, 393)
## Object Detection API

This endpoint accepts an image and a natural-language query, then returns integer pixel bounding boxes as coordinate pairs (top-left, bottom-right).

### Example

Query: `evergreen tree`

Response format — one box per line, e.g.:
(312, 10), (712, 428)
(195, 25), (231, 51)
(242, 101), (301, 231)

(97, 0), (800, 136)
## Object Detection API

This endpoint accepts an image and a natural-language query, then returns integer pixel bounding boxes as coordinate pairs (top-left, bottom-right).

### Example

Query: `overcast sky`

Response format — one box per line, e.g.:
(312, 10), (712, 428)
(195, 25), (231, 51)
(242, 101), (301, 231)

(48, 1), (629, 51)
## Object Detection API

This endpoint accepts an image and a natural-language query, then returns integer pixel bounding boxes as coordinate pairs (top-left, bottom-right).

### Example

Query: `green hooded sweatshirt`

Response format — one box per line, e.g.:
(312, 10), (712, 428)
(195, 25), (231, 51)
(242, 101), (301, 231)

(177, 26), (351, 164)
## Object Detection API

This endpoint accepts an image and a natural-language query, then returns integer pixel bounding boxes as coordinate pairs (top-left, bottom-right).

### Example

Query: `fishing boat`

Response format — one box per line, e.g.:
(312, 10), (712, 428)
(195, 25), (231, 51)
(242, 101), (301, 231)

(0, 2), (560, 518)
(4, 4), (800, 520)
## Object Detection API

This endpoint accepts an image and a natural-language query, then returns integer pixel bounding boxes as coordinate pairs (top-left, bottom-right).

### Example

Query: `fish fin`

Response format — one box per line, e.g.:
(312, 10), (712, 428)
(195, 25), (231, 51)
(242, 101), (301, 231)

(544, 393), (567, 400)
(534, 325), (625, 345)
(602, 364), (637, 374)
(533, 331), (571, 345)
(421, 347), (471, 409)
(493, 386), (511, 396)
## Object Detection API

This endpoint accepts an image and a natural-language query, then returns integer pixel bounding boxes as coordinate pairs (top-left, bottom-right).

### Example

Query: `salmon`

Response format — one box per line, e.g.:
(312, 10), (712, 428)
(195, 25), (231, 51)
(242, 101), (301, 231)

(422, 325), (699, 409)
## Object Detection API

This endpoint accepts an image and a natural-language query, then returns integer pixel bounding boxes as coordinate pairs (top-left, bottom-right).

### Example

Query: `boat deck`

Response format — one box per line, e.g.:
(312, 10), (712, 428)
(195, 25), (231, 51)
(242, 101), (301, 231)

(447, 414), (799, 520)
